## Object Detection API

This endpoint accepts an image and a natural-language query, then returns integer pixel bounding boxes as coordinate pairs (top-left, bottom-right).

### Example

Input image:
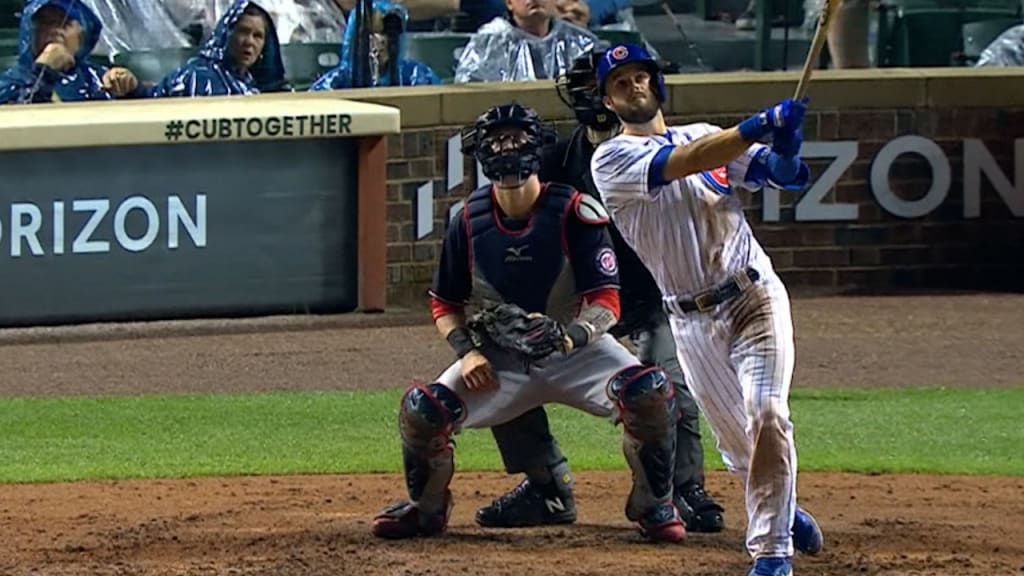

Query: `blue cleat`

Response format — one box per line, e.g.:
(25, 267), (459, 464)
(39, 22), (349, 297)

(748, 557), (793, 576)
(792, 507), (823, 555)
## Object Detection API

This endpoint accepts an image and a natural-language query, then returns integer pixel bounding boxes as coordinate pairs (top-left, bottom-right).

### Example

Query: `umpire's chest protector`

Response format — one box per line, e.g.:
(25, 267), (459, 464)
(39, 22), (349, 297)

(465, 183), (578, 319)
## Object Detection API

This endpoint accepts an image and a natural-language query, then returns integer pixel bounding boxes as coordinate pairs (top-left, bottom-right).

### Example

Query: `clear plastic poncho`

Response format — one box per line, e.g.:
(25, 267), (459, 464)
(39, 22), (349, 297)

(160, 0), (347, 46)
(975, 24), (1024, 67)
(79, 0), (194, 57)
(454, 16), (598, 83)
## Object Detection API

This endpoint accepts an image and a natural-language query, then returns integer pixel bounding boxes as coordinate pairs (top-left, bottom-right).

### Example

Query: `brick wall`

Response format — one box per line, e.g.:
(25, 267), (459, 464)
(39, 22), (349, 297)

(382, 107), (1024, 306)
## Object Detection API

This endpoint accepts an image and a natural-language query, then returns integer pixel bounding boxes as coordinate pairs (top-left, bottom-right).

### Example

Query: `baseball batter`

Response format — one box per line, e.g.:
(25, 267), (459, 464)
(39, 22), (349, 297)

(589, 43), (824, 576)
(371, 103), (686, 543)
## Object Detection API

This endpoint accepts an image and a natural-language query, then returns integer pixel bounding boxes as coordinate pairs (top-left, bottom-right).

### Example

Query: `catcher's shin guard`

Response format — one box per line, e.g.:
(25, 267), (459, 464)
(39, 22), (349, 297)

(382, 383), (465, 535)
(608, 365), (685, 542)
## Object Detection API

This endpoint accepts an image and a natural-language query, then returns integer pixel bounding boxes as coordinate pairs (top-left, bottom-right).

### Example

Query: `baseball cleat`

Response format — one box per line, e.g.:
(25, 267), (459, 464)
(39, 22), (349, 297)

(792, 507), (823, 555)
(636, 502), (687, 543)
(371, 491), (452, 539)
(475, 478), (577, 527)
(748, 557), (793, 576)
(675, 483), (725, 533)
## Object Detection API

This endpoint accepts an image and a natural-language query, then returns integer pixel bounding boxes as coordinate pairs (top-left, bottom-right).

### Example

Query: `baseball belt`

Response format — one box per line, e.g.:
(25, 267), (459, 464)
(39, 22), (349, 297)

(664, 267), (761, 315)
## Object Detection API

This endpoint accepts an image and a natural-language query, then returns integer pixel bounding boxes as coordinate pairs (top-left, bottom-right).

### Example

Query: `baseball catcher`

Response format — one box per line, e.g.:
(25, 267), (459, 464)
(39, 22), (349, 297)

(371, 102), (686, 543)
(476, 47), (726, 535)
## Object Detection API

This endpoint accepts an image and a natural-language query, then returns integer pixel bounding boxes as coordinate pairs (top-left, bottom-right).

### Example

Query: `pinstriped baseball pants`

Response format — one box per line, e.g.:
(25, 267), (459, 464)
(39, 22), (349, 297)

(667, 276), (798, 559)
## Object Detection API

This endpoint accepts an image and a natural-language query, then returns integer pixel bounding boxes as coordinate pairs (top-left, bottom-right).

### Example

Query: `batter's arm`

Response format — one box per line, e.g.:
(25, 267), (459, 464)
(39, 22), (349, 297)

(659, 127), (753, 183)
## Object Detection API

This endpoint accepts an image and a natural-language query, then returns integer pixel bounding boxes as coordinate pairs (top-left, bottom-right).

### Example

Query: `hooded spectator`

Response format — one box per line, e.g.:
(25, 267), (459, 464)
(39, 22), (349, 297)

(0, 0), (145, 104)
(151, 0), (289, 97)
(453, 0), (598, 83)
(309, 0), (439, 89)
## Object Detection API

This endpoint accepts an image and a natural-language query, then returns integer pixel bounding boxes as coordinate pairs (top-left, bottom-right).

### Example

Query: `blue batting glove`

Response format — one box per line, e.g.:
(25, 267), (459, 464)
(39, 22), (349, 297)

(771, 126), (804, 158)
(738, 97), (809, 141)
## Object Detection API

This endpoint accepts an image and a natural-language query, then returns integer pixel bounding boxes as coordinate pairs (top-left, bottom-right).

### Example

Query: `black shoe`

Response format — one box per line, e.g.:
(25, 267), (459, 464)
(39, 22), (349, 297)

(675, 484), (725, 533)
(475, 479), (577, 528)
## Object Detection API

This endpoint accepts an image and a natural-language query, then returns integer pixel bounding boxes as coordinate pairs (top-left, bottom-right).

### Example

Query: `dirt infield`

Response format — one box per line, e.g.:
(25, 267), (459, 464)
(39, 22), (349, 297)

(1, 294), (1022, 575)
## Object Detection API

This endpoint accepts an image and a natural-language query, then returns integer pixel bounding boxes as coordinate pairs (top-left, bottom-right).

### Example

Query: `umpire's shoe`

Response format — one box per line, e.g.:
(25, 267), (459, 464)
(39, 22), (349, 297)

(371, 490), (453, 539)
(674, 483), (726, 533)
(475, 478), (577, 527)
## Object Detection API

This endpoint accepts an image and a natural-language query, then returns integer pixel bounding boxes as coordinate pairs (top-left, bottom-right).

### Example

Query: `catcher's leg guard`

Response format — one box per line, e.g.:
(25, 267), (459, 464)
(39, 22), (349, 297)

(608, 365), (685, 543)
(372, 383), (464, 539)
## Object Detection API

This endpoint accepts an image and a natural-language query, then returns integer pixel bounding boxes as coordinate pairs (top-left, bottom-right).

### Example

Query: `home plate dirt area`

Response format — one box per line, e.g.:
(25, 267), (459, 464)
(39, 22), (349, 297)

(1, 294), (1021, 576)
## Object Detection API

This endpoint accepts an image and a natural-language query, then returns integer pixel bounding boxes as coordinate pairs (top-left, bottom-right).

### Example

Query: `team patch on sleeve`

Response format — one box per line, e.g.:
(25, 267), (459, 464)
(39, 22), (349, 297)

(575, 193), (610, 224)
(700, 165), (731, 195)
(595, 247), (619, 276)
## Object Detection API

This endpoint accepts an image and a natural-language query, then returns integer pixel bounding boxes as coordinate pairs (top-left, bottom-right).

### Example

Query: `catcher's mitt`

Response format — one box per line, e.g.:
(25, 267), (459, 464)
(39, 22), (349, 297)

(468, 303), (568, 362)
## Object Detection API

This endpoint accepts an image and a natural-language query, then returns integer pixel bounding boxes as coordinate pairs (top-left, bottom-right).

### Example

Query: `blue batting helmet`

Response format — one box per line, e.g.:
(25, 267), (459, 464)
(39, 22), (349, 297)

(596, 43), (666, 103)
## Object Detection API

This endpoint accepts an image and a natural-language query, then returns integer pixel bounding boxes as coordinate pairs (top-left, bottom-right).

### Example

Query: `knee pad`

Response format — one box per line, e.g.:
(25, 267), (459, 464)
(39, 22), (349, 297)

(607, 365), (678, 442)
(399, 383), (465, 502)
(399, 383), (466, 454)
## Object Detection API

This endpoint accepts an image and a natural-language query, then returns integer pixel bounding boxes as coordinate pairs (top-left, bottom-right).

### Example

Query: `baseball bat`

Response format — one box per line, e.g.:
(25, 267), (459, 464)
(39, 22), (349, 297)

(794, 0), (843, 99)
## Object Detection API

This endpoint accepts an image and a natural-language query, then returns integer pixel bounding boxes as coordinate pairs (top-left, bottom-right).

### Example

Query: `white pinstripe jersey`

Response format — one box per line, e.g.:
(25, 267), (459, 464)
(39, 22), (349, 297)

(591, 122), (776, 299)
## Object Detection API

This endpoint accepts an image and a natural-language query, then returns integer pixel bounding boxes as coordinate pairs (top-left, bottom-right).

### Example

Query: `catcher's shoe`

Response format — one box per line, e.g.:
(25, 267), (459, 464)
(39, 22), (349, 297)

(371, 491), (453, 539)
(475, 479), (577, 527)
(675, 483), (725, 533)
(792, 507), (823, 555)
(748, 557), (793, 576)
(636, 502), (686, 543)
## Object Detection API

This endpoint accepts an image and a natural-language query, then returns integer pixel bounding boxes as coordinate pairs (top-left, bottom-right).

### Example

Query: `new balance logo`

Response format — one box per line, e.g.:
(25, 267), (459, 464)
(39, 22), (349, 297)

(544, 498), (566, 513)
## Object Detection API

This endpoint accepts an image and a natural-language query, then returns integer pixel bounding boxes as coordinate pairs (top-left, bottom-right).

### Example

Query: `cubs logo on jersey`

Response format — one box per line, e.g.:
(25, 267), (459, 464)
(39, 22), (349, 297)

(700, 165), (730, 195)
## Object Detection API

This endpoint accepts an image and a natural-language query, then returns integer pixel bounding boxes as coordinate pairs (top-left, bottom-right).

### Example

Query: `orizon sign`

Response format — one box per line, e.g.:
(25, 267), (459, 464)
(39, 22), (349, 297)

(413, 134), (1023, 239)
(761, 136), (1022, 222)
(1, 193), (207, 258)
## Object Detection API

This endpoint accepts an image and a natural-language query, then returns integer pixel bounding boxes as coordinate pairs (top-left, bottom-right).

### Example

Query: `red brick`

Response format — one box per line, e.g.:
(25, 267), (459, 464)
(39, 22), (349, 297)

(837, 111), (895, 141)
(879, 245), (931, 266)
(835, 181), (872, 203)
(818, 112), (839, 140)
(387, 202), (411, 221)
(752, 226), (801, 247)
(386, 161), (409, 180)
(386, 224), (402, 243)
(386, 134), (403, 157)
(836, 267), (894, 288)
(800, 227), (836, 245)
(776, 269), (837, 286)
(793, 248), (849, 267)
(764, 248), (793, 268)
(850, 247), (880, 265)
(412, 243), (436, 262)
(387, 243), (411, 264)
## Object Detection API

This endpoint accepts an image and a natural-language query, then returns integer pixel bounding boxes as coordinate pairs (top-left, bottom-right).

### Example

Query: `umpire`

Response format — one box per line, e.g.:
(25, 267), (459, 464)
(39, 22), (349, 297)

(476, 49), (726, 534)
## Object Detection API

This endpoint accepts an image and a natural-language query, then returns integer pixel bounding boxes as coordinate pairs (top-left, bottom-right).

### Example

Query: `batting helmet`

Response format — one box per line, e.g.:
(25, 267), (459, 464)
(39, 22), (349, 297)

(461, 103), (553, 183)
(597, 42), (667, 103)
(556, 49), (619, 131)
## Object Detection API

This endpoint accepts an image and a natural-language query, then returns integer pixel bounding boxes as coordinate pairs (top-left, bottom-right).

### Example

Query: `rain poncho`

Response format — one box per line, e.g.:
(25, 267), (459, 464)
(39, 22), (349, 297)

(163, 0), (347, 45)
(976, 24), (1024, 67)
(0, 0), (148, 104)
(309, 0), (440, 90)
(80, 0), (193, 57)
(454, 16), (598, 83)
(150, 0), (289, 97)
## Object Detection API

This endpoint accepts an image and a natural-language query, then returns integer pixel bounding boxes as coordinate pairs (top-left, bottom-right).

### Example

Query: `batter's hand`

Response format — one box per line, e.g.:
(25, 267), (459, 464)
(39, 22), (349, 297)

(460, 350), (498, 392)
(739, 97), (809, 141)
(771, 125), (804, 157)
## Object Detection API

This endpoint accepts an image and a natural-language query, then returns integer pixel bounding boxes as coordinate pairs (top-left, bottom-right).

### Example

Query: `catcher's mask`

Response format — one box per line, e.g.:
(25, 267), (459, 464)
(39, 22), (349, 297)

(461, 103), (555, 186)
(556, 49), (619, 132)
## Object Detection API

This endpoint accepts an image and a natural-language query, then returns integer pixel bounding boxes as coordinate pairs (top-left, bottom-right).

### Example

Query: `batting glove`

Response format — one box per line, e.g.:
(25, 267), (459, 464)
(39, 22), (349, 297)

(771, 125), (804, 158)
(738, 97), (809, 141)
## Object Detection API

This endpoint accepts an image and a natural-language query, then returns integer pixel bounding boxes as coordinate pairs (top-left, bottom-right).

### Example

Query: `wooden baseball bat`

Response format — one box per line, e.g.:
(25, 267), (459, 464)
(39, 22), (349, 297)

(794, 0), (844, 99)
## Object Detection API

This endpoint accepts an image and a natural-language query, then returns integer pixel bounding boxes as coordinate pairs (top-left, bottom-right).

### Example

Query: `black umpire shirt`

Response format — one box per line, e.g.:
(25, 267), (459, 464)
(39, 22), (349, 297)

(539, 124), (665, 335)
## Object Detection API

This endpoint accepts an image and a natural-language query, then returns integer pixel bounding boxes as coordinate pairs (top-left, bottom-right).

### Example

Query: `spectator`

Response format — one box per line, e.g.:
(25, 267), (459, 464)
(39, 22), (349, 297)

(162, 0), (349, 45)
(151, 0), (289, 97)
(454, 0), (598, 83)
(309, 0), (440, 89)
(0, 0), (145, 104)
(976, 24), (1024, 67)
(80, 0), (193, 56)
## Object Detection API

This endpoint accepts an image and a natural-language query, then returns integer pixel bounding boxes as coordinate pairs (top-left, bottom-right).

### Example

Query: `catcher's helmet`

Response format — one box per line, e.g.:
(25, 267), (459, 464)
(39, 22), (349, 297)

(461, 103), (553, 184)
(556, 48), (619, 131)
(597, 42), (667, 103)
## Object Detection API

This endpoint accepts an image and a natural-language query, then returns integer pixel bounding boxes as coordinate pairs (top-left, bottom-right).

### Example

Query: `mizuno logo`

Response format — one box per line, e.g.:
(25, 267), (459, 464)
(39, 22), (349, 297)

(505, 245), (532, 263)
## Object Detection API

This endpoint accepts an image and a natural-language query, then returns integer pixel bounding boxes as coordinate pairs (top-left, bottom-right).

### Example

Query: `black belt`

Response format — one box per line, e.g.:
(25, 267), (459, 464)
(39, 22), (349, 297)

(665, 267), (761, 314)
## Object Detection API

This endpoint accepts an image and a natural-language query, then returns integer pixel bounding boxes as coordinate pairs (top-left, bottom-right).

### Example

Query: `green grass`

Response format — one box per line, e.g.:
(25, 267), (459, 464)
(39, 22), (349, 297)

(0, 387), (1020, 484)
